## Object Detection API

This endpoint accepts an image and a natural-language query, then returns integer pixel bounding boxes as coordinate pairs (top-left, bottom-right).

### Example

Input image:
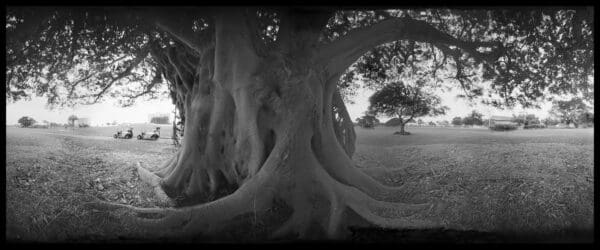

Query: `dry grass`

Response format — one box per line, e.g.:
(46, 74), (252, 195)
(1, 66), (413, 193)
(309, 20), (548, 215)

(354, 127), (593, 242)
(5, 126), (594, 242)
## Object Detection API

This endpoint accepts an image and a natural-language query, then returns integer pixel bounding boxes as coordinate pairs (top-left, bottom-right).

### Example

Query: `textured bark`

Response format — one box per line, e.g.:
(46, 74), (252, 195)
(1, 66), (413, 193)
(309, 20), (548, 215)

(84, 8), (482, 241)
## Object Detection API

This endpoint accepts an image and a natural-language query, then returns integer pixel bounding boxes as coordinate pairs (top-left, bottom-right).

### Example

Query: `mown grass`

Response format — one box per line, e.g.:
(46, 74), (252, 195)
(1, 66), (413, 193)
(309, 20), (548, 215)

(5, 126), (594, 242)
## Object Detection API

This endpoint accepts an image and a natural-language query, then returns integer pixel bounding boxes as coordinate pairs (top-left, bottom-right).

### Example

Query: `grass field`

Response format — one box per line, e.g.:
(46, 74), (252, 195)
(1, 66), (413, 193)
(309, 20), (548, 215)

(5, 126), (594, 242)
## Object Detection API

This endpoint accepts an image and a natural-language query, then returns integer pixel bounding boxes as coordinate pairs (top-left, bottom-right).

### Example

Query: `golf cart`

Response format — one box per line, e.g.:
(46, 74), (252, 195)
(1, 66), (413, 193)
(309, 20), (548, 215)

(137, 127), (160, 140)
(114, 128), (134, 139)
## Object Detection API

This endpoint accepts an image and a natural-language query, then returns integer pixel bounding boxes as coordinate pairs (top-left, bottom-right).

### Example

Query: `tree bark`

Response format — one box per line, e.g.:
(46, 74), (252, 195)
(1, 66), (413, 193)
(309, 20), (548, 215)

(88, 8), (452, 241)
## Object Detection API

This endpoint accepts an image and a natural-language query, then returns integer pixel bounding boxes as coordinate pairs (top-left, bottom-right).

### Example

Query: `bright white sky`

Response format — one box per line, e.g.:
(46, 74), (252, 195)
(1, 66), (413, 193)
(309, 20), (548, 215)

(6, 85), (554, 126)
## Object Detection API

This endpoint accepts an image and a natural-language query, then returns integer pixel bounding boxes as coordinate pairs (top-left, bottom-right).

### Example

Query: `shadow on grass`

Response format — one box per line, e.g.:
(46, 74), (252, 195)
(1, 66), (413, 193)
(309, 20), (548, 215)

(347, 227), (594, 243)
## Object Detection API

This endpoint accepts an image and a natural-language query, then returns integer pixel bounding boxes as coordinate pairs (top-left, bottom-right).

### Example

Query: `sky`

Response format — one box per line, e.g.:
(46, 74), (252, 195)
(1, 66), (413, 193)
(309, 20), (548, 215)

(6, 86), (554, 126)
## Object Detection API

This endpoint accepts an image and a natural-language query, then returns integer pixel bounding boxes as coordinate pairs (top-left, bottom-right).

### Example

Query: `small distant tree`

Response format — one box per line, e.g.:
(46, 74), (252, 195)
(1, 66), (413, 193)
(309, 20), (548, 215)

(150, 113), (170, 124)
(356, 113), (378, 129)
(369, 81), (447, 135)
(577, 111), (594, 127)
(68, 115), (78, 127)
(451, 116), (463, 126)
(417, 119), (425, 126)
(524, 114), (541, 125)
(549, 98), (591, 128)
(463, 110), (483, 126)
(543, 117), (560, 126)
(437, 120), (450, 127)
(18, 116), (36, 127)
(428, 121), (436, 127)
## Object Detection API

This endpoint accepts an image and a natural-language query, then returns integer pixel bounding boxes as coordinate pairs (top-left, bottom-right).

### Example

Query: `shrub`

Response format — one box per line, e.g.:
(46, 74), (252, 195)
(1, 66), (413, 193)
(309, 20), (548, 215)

(524, 124), (546, 129)
(490, 123), (518, 131)
(30, 124), (48, 129)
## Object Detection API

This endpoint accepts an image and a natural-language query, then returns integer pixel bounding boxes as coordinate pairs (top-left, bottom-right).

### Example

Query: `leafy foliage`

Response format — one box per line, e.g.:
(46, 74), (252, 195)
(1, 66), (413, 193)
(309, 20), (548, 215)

(369, 81), (448, 126)
(549, 97), (591, 127)
(462, 110), (484, 126)
(512, 113), (541, 126)
(150, 115), (170, 124)
(5, 7), (594, 112)
(17, 116), (36, 127)
(339, 8), (594, 108)
(451, 116), (463, 126)
(355, 114), (379, 128)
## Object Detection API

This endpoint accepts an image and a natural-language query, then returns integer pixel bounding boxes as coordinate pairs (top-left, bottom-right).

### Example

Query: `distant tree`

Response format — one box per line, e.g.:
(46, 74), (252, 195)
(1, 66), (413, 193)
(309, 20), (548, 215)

(150, 115), (170, 124)
(577, 111), (594, 127)
(437, 120), (450, 127)
(511, 114), (525, 126)
(369, 81), (447, 135)
(549, 98), (591, 128)
(356, 113), (378, 129)
(463, 110), (483, 126)
(417, 119), (425, 126)
(18, 116), (36, 127)
(525, 114), (541, 125)
(428, 121), (436, 127)
(542, 117), (561, 126)
(451, 116), (463, 126)
(68, 115), (78, 127)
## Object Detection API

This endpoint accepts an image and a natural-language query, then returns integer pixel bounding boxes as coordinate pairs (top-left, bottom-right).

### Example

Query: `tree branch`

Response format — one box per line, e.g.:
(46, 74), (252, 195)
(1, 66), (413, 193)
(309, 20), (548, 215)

(91, 46), (150, 103)
(316, 16), (503, 83)
(155, 20), (204, 55)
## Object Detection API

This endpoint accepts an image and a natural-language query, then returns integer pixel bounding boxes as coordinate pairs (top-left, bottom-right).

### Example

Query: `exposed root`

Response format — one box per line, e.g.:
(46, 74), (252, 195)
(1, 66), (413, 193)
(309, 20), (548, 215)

(136, 162), (175, 206)
(268, 160), (443, 240)
(153, 153), (179, 178)
(270, 206), (312, 239)
(87, 163), (277, 239)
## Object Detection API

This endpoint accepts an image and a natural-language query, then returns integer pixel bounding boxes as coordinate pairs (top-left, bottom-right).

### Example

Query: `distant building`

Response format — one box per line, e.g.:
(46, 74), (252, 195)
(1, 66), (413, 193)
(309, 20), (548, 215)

(489, 116), (517, 126)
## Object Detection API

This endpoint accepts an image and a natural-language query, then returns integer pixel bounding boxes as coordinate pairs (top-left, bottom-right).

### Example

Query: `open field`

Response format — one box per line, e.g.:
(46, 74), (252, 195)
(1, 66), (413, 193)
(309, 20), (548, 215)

(5, 126), (594, 242)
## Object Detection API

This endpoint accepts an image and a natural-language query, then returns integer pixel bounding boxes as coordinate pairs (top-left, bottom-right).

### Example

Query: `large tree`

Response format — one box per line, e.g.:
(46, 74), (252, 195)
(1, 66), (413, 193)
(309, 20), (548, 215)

(369, 81), (447, 135)
(17, 116), (36, 127)
(6, 6), (593, 240)
(549, 97), (592, 128)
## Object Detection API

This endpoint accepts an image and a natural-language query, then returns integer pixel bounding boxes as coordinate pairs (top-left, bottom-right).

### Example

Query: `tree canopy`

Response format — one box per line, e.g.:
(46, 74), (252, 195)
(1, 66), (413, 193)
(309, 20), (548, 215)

(6, 7), (594, 110)
(462, 110), (483, 126)
(369, 81), (448, 123)
(17, 116), (36, 127)
(549, 97), (592, 127)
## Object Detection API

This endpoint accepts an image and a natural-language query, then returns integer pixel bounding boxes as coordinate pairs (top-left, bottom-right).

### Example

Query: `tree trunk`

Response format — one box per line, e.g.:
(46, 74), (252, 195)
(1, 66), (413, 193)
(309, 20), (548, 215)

(88, 9), (439, 241)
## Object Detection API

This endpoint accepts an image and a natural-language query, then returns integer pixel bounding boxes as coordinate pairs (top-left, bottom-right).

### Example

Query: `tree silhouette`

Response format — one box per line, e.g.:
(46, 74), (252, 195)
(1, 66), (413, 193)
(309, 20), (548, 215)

(369, 81), (447, 135)
(6, 7), (594, 240)
(17, 116), (36, 127)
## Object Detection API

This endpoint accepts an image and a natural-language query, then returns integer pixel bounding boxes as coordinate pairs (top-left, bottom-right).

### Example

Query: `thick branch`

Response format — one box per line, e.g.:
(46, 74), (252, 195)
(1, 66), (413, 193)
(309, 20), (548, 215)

(316, 17), (503, 82)
(155, 20), (207, 55)
(91, 46), (150, 103)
